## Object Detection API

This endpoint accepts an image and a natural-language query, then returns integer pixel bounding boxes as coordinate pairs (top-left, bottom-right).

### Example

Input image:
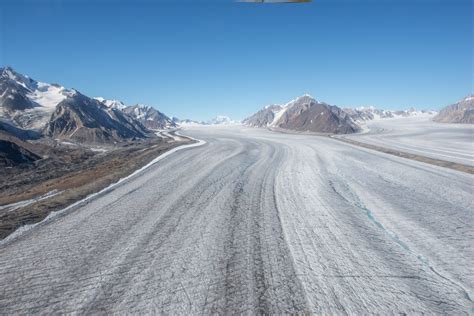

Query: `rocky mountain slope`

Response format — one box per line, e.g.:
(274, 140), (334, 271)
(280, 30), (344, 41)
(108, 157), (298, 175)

(244, 95), (360, 134)
(44, 92), (150, 143)
(243, 104), (283, 128)
(122, 104), (176, 130)
(0, 139), (41, 167)
(433, 95), (474, 124)
(0, 128), (44, 167)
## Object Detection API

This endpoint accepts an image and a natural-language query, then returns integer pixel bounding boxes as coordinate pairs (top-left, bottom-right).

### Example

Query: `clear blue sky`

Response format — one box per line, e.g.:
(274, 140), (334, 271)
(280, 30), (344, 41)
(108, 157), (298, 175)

(1, 0), (472, 121)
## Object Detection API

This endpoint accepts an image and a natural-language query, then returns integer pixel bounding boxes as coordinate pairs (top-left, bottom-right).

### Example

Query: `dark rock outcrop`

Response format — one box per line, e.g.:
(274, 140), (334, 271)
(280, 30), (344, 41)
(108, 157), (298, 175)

(0, 139), (41, 166)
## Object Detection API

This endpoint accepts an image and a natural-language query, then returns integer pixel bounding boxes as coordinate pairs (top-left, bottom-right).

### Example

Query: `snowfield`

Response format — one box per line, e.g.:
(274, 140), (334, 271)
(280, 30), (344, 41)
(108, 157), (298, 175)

(341, 116), (474, 166)
(0, 126), (472, 314)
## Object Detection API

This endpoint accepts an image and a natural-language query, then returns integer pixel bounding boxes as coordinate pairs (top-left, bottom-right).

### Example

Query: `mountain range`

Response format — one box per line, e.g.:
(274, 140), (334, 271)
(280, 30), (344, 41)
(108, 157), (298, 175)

(0, 67), (182, 166)
(0, 67), (177, 145)
(2, 66), (471, 161)
(242, 94), (472, 134)
(343, 106), (436, 122)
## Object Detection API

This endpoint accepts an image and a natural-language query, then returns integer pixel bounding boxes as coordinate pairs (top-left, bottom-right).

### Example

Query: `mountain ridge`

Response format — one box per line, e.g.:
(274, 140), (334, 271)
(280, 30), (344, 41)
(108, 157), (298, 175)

(433, 95), (474, 124)
(44, 92), (150, 143)
(0, 67), (175, 144)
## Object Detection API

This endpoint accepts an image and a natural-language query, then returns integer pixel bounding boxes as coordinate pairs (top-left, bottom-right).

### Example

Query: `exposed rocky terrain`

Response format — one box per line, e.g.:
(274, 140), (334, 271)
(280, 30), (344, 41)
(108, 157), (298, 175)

(0, 140), (41, 167)
(243, 104), (283, 127)
(44, 92), (151, 143)
(433, 95), (474, 124)
(244, 95), (359, 134)
(122, 104), (176, 130)
(0, 74), (36, 112)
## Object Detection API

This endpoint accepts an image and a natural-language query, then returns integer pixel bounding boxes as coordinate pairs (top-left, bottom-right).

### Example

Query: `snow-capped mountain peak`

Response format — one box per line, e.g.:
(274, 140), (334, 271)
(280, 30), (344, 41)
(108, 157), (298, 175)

(94, 97), (127, 110)
(1, 66), (75, 110)
(282, 94), (317, 109)
(1, 67), (37, 92)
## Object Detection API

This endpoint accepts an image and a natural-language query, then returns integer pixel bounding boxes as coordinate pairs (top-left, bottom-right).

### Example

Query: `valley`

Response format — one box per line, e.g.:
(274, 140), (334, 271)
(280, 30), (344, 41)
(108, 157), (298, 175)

(1, 0), (471, 313)
(0, 68), (472, 314)
(1, 126), (472, 314)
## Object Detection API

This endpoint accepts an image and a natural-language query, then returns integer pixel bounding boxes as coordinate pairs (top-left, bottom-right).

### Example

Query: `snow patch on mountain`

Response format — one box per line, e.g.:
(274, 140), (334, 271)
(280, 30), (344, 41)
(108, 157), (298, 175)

(2, 66), (75, 110)
(28, 83), (72, 109)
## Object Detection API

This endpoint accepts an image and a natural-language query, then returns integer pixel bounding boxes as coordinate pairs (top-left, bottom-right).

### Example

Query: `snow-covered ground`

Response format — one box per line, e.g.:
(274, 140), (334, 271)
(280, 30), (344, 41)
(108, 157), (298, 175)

(342, 116), (474, 166)
(0, 126), (472, 313)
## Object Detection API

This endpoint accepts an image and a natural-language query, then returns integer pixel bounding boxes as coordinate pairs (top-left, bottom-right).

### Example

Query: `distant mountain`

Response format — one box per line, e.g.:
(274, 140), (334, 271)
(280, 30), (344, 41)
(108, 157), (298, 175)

(44, 92), (150, 143)
(343, 107), (394, 121)
(172, 115), (239, 127)
(208, 115), (239, 125)
(122, 104), (177, 130)
(174, 118), (208, 126)
(344, 106), (436, 123)
(433, 95), (474, 124)
(244, 95), (359, 134)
